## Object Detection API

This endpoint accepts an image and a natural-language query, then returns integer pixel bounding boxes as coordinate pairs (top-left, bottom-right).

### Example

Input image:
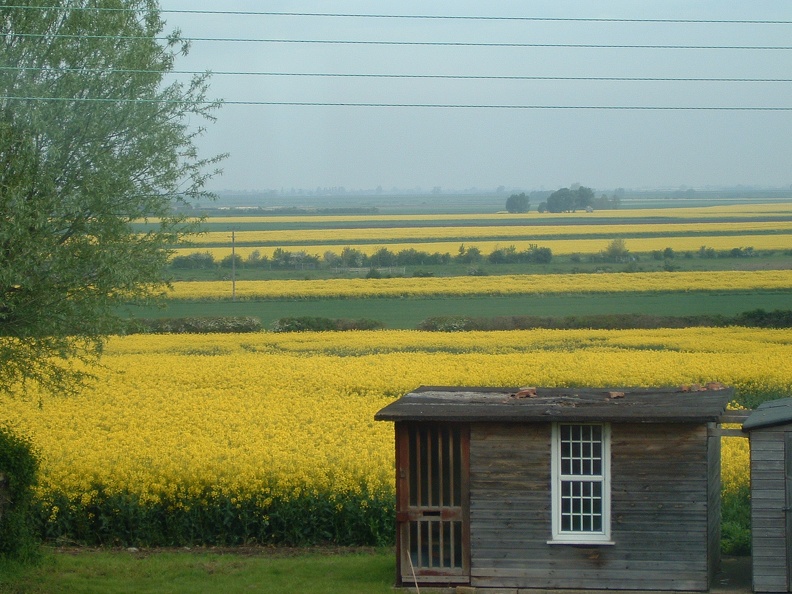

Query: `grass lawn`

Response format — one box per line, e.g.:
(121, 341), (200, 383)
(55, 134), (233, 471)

(0, 548), (396, 594)
(126, 291), (790, 329)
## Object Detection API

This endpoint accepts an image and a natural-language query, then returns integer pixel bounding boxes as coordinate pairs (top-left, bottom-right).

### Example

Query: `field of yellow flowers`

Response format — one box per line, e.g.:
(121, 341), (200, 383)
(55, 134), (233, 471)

(189, 221), (792, 246)
(2, 327), (788, 547)
(168, 269), (792, 300)
(176, 202), (792, 263)
(174, 233), (792, 262)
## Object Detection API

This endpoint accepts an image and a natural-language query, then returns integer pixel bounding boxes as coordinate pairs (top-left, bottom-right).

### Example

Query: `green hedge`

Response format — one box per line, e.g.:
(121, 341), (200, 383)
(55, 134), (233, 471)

(271, 317), (385, 332)
(418, 309), (792, 332)
(125, 316), (263, 334)
(0, 426), (40, 561)
(34, 487), (394, 548)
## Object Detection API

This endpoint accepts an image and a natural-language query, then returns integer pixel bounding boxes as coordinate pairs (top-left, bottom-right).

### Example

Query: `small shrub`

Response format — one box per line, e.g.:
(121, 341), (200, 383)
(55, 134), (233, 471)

(721, 485), (751, 555)
(0, 425), (40, 561)
(271, 317), (385, 332)
(734, 309), (792, 328)
(220, 253), (244, 269)
(170, 251), (216, 269)
(271, 317), (337, 332)
(125, 317), (262, 334)
(417, 316), (476, 332)
(334, 318), (385, 331)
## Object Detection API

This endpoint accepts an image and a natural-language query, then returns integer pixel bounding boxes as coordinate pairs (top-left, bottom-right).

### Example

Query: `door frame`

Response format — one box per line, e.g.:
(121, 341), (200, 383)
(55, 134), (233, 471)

(395, 421), (470, 585)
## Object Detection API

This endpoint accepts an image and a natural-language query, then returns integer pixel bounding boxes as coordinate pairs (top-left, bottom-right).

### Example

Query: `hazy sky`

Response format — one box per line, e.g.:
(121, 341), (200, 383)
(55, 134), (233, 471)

(158, 1), (792, 193)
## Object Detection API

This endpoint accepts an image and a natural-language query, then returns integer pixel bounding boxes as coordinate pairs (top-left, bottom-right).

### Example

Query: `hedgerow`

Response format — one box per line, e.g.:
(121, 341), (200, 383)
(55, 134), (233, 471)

(0, 425), (39, 561)
(418, 309), (792, 331)
(125, 316), (262, 334)
(35, 487), (394, 547)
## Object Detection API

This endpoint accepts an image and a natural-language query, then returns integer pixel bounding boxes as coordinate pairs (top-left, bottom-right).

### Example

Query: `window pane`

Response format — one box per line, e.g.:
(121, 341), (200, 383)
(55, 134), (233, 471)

(557, 424), (607, 535)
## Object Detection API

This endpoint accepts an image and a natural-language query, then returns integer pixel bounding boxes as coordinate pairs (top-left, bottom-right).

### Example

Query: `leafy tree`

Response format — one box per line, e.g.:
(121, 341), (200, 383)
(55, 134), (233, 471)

(546, 188), (575, 212)
(603, 238), (630, 262)
(340, 246), (365, 267)
(219, 254), (243, 269)
(369, 247), (397, 267)
(546, 186), (594, 213)
(455, 244), (483, 264)
(505, 192), (529, 213)
(0, 2), (223, 394)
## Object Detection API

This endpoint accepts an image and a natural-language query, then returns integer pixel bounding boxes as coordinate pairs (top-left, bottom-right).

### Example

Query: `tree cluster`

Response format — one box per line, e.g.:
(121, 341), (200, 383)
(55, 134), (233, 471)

(539, 186), (595, 213)
(505, 192), (530, 213)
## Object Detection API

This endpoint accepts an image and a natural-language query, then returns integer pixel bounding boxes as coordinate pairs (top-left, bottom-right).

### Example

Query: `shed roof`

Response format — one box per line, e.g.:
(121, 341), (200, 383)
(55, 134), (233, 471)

(375, 385), (732, 424)
(742, 398), (792, 432)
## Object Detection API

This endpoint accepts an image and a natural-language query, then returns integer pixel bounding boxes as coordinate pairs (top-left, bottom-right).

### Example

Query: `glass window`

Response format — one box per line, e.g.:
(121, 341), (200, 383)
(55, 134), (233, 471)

(551, 423), (611, 543)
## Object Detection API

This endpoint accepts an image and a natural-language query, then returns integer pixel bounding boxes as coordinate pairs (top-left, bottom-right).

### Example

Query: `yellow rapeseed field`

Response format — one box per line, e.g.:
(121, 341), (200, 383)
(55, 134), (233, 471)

(195, 202), (792, 226)
(168, 269), (792, 300)
(2, 327), (788, 509)
(174, 234), (792, 260)
(189, 221), (792, 245)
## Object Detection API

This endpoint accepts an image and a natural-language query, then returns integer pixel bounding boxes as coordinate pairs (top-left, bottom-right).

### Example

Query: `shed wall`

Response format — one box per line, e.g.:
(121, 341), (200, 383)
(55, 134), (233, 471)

(750, 426), (789, 593)
(469, 422), (715, 591)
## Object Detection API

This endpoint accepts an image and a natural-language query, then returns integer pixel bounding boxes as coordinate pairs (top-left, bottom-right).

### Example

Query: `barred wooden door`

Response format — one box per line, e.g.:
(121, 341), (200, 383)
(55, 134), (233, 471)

(396, 423), (470, 585)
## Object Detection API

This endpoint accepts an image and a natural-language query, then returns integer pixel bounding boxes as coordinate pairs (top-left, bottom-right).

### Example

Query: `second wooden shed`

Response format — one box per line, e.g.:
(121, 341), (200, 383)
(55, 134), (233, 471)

(375, 385), (732, 591)
(743, 398), (792, 593)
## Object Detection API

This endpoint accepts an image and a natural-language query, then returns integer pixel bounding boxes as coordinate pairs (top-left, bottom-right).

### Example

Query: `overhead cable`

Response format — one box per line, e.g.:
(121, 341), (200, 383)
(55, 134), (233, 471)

(3, 6), (792, 24)
(1, 66), (790, 82)
(9, 33), (792, 50)
(3, 96), (791, 110)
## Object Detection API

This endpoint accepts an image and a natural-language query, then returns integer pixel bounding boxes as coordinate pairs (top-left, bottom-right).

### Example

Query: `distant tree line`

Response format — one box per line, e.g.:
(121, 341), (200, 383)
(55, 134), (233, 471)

(418, 309), (792, 332)
(526, 185), (621, 213)
(170, 243), (553, 270)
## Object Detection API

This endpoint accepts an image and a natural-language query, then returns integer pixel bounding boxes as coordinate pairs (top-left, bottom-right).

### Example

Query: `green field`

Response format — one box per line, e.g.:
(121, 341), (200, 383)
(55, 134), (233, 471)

(126, 291), (789, 329)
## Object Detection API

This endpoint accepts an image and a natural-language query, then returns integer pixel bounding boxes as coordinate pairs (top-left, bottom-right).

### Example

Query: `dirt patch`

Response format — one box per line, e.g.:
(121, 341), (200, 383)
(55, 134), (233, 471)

(715, 556), (752, 592)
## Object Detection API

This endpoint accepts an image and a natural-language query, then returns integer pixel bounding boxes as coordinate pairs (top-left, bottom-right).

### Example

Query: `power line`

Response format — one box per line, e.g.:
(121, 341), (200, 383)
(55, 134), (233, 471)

(2, 66), (790, 83)
(10, 33), (792, 50)
(3, 96), (791, 110)
(4, 6), (792, 24)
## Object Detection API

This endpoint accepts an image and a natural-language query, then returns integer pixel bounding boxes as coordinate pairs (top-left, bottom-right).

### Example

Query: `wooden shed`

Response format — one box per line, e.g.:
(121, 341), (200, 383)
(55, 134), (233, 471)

(375, 385), (732, 592)
(743, 398), (792, 593)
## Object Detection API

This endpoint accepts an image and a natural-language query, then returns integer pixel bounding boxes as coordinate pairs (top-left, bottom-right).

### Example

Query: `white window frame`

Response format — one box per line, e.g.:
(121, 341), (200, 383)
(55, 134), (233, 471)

(550, 422), (613, 544)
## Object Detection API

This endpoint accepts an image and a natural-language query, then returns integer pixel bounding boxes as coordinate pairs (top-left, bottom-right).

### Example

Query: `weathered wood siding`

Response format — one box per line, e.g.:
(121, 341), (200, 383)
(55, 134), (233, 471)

(708, 424), (722, 584)
(750, 426), (789, 593)
(469, 422), (715, 591)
